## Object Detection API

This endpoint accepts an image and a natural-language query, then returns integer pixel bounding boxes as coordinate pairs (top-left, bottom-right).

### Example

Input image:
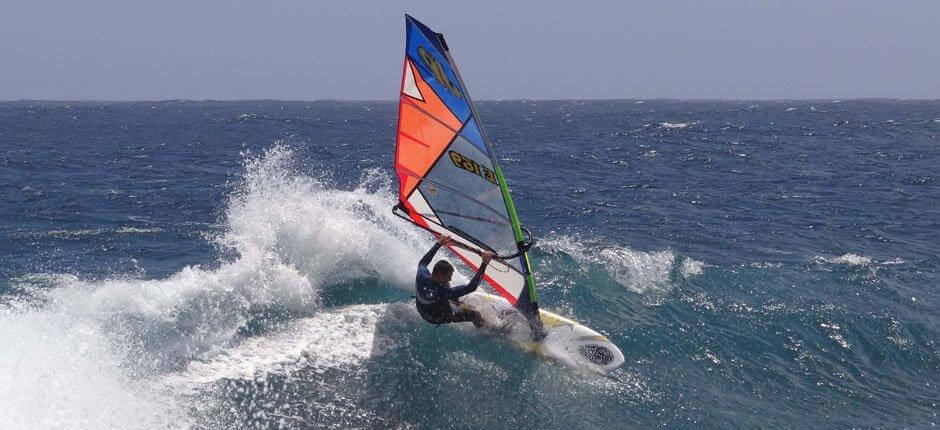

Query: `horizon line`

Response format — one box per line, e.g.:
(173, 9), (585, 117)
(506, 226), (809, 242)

(2, 97), (939, 103)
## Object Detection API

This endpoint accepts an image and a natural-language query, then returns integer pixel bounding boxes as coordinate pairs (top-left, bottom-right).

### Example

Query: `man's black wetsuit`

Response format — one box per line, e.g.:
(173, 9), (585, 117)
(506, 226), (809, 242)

(415, 242), (489, 324)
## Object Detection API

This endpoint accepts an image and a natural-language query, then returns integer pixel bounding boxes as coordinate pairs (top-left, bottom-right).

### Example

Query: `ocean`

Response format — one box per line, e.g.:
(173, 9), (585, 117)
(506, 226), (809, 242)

(0, 100), (937, 428)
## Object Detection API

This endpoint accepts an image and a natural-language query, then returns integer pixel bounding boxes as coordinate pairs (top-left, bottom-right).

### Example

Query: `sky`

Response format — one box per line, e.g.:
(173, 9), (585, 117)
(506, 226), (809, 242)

(1, 0), (938, 100)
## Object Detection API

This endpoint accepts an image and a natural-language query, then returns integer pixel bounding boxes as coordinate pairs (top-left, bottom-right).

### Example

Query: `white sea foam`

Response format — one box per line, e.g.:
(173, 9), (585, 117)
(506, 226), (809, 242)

(540, 234), (703, 297)
(886, 318), (910, 350)
(0, 275), (188, 428)
(691, 349), (722, 365)
(0, 145), (435, 428)
(830, 254), (872, 266)
(820, 323), (850, 349)
(12, 226), (163, 239)
(811, 253), (911, 268)
(660, 121), (694, 129)
(812, 253), (873, 266)
(114, 226), (164, 234)
(881, 258), (908, 265)
(45, 228), (107, 238)
(679, 258), (705, 278)
(166, 303), (414, 391)
(217, 146), (423, 292)
(750, 261), (783, 269)
(785, 107), (797, 112)
(598, 247), (675, 294)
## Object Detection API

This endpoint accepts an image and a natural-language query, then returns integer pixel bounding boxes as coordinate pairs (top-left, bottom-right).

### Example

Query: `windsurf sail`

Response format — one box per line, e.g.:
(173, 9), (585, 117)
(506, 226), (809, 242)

(393, 15), (545, 340)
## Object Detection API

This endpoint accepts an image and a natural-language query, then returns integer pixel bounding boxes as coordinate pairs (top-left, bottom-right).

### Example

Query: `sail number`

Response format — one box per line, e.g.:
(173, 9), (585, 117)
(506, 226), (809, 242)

(449, 151), (498, 185)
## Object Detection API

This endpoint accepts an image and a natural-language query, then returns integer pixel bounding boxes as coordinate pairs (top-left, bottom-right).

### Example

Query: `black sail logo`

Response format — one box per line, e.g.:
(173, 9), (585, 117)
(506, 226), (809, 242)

(418, 46), (463, 99)
(450, 151), (497, 185)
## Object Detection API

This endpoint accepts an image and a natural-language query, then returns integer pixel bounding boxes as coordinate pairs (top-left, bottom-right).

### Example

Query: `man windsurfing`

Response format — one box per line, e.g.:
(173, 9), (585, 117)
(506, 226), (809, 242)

(415, 235), (492, 327)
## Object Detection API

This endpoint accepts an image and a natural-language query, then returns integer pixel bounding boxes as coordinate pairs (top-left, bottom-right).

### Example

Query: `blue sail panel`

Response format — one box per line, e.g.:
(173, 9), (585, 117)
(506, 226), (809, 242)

(405, 19), (472, 123)
(460, 117), (489, 156)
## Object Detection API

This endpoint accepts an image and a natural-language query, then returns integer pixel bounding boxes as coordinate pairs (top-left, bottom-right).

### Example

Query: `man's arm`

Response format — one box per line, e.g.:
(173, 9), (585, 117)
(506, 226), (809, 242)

(447, 251), (494, 299)
(418, 235), (450, 270)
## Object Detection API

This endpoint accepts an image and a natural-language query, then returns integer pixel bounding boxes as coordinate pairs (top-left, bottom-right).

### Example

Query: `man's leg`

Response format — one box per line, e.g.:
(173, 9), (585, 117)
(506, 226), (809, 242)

(416, 300), (449, 325)
(448, 304), (484, 328)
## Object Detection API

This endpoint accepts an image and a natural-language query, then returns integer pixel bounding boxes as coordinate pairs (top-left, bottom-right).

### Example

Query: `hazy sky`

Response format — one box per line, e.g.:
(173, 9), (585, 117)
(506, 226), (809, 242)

(2, 0), (938, 100)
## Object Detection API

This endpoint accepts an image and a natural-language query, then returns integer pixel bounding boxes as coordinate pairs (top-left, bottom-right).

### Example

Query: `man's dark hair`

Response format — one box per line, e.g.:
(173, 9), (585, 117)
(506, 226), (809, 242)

(432, 260), (454, 276)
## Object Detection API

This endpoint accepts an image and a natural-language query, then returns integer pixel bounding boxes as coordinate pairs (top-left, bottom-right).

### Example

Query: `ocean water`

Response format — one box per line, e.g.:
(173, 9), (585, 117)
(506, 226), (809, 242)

(0, 100), (937, 429)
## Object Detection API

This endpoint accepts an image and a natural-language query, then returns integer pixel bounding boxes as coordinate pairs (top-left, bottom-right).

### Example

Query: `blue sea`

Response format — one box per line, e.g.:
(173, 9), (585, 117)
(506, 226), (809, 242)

(1, 100), (937, 429)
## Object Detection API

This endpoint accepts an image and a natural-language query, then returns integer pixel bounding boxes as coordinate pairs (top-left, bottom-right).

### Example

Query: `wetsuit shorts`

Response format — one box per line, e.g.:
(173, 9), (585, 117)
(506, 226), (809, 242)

(416, 300), (476, 325)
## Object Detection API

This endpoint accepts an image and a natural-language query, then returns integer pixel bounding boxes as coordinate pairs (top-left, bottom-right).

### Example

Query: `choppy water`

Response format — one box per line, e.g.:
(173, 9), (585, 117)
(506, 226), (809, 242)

(1, 100), (937, 429)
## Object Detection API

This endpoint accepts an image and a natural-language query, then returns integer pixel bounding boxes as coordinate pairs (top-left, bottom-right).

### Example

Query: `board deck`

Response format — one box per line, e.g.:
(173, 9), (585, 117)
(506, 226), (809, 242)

(456, 292), (625, 374)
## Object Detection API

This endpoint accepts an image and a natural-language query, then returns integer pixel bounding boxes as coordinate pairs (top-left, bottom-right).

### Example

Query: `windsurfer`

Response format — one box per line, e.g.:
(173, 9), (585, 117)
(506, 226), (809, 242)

(415, 235), (491, 327)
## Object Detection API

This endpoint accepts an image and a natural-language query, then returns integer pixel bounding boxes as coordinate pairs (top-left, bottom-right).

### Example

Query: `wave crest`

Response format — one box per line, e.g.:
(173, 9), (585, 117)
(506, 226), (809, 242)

(539, 234), (704, 297)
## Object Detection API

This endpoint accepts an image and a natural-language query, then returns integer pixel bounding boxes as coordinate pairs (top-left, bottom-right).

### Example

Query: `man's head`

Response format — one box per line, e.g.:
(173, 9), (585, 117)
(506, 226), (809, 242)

(431, 260), (454, 286)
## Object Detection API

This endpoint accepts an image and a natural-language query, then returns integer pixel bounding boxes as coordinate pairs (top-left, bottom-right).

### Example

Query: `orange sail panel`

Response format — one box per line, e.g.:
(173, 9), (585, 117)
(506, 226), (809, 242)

(396, 60), (461, 200)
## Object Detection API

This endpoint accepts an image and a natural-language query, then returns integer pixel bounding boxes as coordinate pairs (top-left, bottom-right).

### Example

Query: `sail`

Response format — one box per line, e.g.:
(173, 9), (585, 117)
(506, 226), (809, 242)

(394, 15), (540, 318)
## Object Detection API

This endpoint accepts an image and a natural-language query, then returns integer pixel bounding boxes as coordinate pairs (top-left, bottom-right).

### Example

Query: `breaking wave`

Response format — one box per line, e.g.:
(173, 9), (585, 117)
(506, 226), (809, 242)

(539, 234), (704, 297)
(0, 145), (434, 428)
